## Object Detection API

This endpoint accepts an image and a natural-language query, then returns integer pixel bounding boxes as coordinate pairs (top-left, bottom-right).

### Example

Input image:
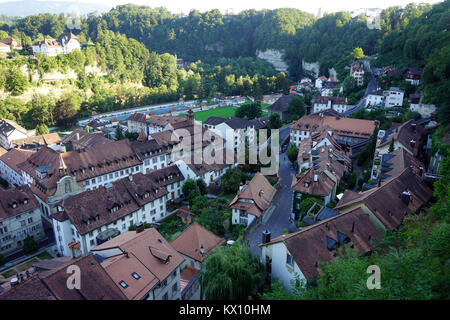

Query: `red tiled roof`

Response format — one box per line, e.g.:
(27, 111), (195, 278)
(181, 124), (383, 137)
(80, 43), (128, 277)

(170, 222), (226, 262)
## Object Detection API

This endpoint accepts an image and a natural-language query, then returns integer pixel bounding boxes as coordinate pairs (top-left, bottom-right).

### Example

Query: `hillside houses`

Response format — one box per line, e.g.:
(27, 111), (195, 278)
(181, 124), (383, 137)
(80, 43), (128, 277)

(409, 93), (436, 117)
(375, 120), (425, 158)
(365, 89), (385, 108)
(384, 87), (405, 107)
(0, 37), (22, 53)
(350, 61), (365, 86)
(405, 67), (422, 86)
(312, 96), (351, 114)
(32, 33), (80, 56)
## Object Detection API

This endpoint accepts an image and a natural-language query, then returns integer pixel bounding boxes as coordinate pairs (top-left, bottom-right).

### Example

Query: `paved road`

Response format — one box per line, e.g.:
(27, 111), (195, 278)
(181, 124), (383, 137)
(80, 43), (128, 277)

(245, 147), (298, 258)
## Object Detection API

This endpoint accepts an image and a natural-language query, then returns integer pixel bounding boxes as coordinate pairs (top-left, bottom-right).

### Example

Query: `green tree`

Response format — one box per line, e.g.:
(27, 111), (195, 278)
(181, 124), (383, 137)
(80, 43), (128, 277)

(287, 143), (298, 164)
(220, 168), (250, 194)
(53, 98), (78, 129)
(235, 102), (262, 120)
(196, 178), (208, 195)
(35, 123), (49, 135)
(182, 178), (201, 205)
(22, 236), (39, 254)
(200, 244), (264, 300)
(115, 126), (124, 140)
(288, 96), (306, 121)
(352, 47), (365, 59)
(268, 113), (283, 130)
(6, 67), (28, 95)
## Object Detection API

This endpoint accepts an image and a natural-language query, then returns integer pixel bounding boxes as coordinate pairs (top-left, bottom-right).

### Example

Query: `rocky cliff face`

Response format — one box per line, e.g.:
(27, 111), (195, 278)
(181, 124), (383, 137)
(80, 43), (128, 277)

(256, 49), (289, 73)
(302, 59), (320, 78)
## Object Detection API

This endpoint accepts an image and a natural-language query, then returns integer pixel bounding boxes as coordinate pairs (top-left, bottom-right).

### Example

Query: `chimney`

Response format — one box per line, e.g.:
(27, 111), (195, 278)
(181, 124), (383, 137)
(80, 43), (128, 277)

(410, 139), (416, 148)
(411, 123), (417, 132)
(419, 166), (424, 176)
(401, 190), (411, 205)
(200, 245), (205, 256)
(128, 174), (133, 181)
(76, 132), (80, 141)
(259, 190), (264, 197)
(136, 224), (145, 234)
(262, 230), (271, 244)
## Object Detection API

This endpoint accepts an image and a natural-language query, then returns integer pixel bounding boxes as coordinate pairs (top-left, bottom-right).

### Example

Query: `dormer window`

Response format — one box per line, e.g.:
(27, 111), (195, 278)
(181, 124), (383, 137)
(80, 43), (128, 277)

(12, 202), (17, 209)
(24, 199), (28, 204)
(87, 219), (91, 225)
(131, 272), (141, 280)
(90, 166), (95, 172)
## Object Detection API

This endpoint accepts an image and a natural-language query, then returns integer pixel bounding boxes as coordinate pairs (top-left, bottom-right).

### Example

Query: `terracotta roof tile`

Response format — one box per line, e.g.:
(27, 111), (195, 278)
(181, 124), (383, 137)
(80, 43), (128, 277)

(170, 222), (226, 262)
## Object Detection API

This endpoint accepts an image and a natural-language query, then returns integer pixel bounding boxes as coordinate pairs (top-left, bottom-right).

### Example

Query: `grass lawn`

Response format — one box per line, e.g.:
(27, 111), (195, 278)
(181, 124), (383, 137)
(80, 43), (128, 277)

(194, 107), (237, 122)
(178, 107), (237, 122)
(1, 251), (53, 278)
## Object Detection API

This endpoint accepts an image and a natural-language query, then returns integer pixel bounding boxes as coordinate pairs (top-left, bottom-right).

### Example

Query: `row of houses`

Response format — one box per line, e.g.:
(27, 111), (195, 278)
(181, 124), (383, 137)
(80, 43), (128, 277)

(290, 110), (376, 148)
(1, 221), (226, 300)
(0, 110), (238, 258)
(260, 110), (434, 290)
(381, 66), (423, 86)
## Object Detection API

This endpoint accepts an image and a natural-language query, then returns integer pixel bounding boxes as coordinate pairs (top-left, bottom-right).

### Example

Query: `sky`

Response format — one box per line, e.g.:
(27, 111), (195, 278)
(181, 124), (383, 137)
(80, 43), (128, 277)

(0, 0), (443, 15)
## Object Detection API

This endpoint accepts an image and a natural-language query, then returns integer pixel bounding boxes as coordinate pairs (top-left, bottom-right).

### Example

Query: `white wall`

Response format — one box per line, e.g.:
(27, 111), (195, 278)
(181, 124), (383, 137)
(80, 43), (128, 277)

(261, 242), (307, 291)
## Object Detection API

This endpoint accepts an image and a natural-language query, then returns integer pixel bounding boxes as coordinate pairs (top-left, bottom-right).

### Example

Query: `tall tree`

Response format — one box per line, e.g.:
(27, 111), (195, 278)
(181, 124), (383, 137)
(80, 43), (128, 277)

(200, 244), (264, 300)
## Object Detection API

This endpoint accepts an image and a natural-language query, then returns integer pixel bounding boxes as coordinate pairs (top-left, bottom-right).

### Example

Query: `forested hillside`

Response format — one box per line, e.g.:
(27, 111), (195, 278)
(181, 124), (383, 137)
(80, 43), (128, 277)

(0, 1), (449, 130)
(1, 2), (448, 78)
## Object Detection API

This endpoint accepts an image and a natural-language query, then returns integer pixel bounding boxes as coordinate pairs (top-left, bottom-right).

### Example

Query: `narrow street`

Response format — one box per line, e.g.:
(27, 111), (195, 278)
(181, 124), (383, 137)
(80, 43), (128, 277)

(245, 147), (297, 258)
